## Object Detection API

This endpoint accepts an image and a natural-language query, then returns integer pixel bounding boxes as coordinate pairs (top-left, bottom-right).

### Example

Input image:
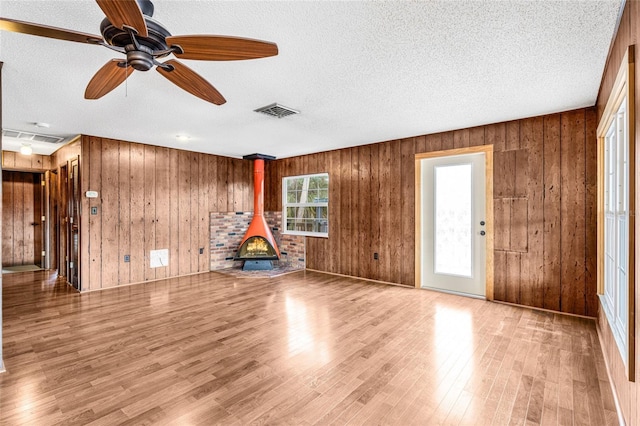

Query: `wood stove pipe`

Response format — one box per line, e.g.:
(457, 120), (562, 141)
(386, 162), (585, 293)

(234, 154), (280, 259)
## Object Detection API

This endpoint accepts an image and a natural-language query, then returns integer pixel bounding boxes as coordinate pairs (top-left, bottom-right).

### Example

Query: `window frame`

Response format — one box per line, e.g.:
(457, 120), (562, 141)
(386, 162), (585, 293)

(282, 172), (329, 238)
(597, 45), (636, 381)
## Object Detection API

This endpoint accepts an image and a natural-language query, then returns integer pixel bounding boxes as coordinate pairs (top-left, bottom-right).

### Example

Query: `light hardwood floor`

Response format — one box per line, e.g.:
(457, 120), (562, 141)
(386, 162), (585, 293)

(0, 270), (618, 425)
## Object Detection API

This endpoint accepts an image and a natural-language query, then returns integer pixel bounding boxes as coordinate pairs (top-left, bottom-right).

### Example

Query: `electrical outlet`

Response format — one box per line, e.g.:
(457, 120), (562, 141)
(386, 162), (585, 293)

(124, 255), (130, 262)
(373, 252), (379, 260)
(199, 247), (204, 254)
(90, 206), (98, 215)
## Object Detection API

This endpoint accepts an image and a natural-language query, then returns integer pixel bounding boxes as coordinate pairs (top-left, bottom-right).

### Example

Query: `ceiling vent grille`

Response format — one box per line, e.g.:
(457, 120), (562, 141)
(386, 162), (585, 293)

(2, 129), (66, 144)
(254, 103), (300, 119)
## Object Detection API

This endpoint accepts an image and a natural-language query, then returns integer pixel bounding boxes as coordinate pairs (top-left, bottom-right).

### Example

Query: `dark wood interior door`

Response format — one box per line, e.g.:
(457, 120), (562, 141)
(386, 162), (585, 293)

(69, 158), (80, 290)
(58, 165), (68, 277)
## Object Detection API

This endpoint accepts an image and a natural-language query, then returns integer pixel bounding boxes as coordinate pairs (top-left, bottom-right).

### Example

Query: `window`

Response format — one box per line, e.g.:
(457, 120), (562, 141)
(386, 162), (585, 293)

(283, 173), (328, 237)
(597, 46), (635, 380)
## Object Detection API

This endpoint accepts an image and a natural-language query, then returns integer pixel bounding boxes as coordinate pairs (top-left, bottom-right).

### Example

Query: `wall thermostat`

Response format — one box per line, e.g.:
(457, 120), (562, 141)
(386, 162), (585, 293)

(85, 191), (99, 198)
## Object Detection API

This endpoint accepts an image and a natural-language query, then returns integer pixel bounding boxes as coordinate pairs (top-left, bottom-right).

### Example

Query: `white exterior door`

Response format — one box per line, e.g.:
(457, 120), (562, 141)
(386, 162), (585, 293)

(420, 152), (487, 297)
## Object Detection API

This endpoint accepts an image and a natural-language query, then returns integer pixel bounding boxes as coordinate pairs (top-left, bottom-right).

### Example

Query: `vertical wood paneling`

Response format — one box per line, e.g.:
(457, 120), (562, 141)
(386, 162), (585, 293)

(143, 145), (156, 281)
(506, 121), (520, 151)
(442, 132), (454, 151)
(88, 137), (103, 291)
(370, 144), (380, 279)
(155, 147), (170, 279)
(454, 129), (470, 149)
(505, 252), (521, 303)
(494, 199), (510, 250)
(101, 140), (119, 288)
(400, 138), (415, 285)
(178, 150), (191, 276)
(378, 142), (391, 283)
(358, 145), (371, 279)
(560, 110), (586, 314)
(520, 116), (544, 309)
(469, 126), (485, 147)
(198, 153), (209, 273)
(510, 198), (528, 252)
(543, 114), (562, 312)
(389, 140), (403, 284)
(226, 158), (234, 212)
(169, 149), (180, 277)
(217, 157), (228, 211)
(189, 152), (199, 273)
(2, 152), (52, 172)
(339, 149), (352, 276)
(118, 141), (131, 285)
(2, 172), (14, 266)
(129, 143), (144, 284)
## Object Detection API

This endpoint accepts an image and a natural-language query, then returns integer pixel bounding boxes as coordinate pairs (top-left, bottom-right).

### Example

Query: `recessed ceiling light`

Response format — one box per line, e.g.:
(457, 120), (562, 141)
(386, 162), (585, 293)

(176, 135), (190, 142)
(34, 122), (50, 128)
(20, 144), (33, 155)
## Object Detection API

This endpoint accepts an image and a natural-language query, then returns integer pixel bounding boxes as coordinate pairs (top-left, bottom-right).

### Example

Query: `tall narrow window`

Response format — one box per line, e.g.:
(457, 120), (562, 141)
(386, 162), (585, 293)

(598, 46), (635, 380)
(282, 173), (329, 237)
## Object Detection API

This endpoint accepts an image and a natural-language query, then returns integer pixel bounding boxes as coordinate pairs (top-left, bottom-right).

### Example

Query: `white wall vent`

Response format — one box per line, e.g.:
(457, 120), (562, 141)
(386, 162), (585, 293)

(254, 103), (300, 119)
(2, 128), (66, 144)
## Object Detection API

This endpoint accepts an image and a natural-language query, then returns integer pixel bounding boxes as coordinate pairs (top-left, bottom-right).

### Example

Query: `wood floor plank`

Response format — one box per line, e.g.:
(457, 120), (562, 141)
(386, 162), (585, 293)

(0, 270), (618, 425)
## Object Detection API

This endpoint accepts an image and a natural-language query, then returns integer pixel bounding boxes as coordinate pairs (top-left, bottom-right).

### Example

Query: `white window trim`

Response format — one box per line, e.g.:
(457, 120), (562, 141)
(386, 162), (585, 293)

(597, 45), (635, 381)
(282, 172), (329, 238)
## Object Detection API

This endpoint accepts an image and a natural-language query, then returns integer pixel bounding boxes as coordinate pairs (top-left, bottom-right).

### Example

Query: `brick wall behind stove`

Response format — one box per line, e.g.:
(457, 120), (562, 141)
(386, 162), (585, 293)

(210, 211), (305, 270)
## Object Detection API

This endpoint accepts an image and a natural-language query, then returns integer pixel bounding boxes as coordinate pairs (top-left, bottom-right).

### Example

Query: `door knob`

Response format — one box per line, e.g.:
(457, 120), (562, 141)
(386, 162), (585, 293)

(480, 230), (486, 236)
(480, 221), (485, 226)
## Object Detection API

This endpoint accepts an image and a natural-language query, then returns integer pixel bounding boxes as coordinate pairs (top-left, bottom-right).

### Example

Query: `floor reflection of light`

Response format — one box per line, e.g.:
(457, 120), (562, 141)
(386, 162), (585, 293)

(284, 295), (331, 364)
(434, 305), (473, 403)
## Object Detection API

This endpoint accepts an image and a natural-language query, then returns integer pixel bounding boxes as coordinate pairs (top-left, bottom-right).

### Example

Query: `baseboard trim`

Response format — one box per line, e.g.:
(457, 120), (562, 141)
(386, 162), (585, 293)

(80, 271), (211, 293)
(492, 300), (596, 320)
(595, 321), (627, 426)
(304, 269), (413, 289)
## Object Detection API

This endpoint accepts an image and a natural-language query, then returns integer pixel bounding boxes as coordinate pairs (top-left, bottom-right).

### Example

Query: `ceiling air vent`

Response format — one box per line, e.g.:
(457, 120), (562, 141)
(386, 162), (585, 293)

(2, 129), (65, 144)
(254, 103), (299, 119)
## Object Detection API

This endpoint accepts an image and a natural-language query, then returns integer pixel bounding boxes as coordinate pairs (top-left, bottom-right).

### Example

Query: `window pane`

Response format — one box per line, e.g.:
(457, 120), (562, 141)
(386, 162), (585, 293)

(283, 173), (329, 236)
(434, 164), (472, 277)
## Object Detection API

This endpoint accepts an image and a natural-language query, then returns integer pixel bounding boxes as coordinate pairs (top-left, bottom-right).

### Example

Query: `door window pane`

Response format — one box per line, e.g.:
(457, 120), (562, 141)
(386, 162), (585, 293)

(434, 164), (472, 277)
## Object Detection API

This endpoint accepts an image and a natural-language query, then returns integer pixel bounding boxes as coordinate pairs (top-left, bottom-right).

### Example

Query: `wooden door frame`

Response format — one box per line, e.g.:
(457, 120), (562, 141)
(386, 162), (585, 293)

(414, 145), (494, 300)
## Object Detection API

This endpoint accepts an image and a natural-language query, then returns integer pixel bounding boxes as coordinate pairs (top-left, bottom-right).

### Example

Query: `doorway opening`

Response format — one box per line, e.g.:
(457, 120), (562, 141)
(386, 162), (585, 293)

(1, 171), (45, 273)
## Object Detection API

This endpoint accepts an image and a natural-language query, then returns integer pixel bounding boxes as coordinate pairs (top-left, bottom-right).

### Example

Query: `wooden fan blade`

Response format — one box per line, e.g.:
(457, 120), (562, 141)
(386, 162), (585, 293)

(166, 35), (278, 61)
(85, 59), (133, 99)
(95, 0), (147, 37)
(156, 59), (226, 105)
(0, 17), (103, 44)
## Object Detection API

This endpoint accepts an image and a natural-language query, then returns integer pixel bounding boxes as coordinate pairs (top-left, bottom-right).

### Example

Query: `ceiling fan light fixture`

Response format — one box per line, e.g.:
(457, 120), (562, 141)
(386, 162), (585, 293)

(20, 143), (33, 155)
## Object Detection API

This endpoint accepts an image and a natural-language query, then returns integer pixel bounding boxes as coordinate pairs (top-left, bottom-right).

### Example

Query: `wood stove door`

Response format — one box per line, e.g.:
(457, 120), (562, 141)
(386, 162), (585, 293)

(419, 152), (487, 298)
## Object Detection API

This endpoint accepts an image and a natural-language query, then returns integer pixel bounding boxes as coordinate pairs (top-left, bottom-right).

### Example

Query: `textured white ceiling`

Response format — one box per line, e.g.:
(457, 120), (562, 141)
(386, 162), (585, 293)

(0, 0), (623, 158)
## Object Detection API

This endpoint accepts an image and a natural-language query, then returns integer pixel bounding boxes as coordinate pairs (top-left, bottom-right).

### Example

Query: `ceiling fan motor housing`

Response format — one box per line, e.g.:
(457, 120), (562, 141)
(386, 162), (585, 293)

(124, 44), (154, 71)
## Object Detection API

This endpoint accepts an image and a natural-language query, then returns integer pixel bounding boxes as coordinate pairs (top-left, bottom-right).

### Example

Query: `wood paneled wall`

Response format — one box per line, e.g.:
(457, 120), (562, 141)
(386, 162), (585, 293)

(1, 171), (43, 267)
(595, 2), (640, 425)
(79, 136), (252, 291)
(265, 108), (597, 317)
(2, 151), (51, 171)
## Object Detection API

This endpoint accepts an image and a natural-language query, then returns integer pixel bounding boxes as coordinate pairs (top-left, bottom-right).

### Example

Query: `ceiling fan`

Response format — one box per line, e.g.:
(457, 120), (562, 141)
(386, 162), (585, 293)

(0, 0), (279, 105)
